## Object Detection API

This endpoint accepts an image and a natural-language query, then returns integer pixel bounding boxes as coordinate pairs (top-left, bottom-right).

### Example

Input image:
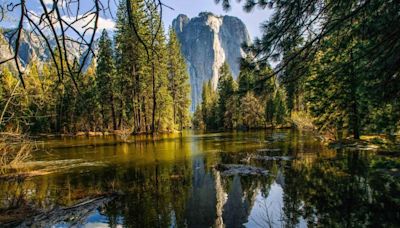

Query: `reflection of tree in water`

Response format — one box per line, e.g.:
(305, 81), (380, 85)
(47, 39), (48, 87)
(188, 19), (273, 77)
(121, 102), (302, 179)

(185, 155), (217, 227)
(107, 156), (194, 227)
(0, 153), (194, 226)
(281, 150), (400, 227)
(282, 161), (307, 227)
(2, 132), (399, 227)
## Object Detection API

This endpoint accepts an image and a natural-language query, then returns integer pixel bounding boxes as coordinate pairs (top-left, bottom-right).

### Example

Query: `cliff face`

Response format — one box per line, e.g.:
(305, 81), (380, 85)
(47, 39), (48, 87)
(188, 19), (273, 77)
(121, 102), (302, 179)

(173, 12), (251, 111)
(0, 29), (93, 70)
(0, 32), (16, 72)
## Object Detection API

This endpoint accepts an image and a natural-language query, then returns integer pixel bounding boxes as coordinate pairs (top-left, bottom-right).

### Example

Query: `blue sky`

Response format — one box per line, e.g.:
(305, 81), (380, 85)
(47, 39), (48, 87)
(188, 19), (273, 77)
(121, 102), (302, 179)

(1, 0), (272, 39)
(162, 0), (272, 39)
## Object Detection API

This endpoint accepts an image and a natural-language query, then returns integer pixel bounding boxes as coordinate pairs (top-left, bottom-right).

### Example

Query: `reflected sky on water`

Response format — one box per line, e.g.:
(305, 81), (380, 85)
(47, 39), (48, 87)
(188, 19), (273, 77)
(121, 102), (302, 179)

(1, 130), (399, 227)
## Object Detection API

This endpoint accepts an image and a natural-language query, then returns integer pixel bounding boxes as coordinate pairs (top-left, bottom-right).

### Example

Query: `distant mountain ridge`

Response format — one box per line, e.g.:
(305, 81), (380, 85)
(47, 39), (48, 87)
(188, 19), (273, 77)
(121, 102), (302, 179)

(0, 28), (95, 71)
(1, 12), (251, 112)
(173, 12), (251, 111)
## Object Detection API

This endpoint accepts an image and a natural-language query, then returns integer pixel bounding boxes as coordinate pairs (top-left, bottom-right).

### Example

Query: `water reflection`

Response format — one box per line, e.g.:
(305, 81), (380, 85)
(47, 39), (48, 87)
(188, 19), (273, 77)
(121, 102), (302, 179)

(0, 130), (399, 227)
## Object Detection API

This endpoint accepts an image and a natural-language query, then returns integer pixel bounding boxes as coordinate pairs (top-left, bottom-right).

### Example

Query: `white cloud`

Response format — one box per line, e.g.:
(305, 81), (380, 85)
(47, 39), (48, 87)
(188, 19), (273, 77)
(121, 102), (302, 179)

(27, 9), (115, 39)
(42, 0), (53, 5)
(62, 14), (115, 34)
(42, 0), (65, 7)
(95, 16), (116, 31)
(30, 2), (115, 33)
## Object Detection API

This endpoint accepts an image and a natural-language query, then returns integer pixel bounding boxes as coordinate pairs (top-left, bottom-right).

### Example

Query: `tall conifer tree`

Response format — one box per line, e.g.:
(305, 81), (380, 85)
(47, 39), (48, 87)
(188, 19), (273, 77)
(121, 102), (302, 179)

(96, 29), (117, 130)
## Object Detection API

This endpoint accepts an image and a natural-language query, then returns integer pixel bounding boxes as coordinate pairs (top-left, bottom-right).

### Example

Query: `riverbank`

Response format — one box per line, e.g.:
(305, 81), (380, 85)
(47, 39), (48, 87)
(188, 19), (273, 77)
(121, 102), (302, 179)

(328, 135), (400, 153)
(33, 129), (174, 138)
(288, 111), (400, 153)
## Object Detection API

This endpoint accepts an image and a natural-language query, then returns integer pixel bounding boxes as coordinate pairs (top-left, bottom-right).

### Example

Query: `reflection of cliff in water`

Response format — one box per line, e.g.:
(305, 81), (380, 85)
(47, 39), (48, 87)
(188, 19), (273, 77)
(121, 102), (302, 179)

(184, 150), (261, 228)
(185, 154), (217, 227)
(1, 131), (399, 227)
(222, 175), (253, 228)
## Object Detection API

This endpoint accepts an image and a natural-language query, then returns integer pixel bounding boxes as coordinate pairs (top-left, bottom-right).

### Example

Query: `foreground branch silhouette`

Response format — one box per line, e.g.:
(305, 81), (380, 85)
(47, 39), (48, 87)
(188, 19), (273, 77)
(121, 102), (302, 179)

(0, 0), (171, 88)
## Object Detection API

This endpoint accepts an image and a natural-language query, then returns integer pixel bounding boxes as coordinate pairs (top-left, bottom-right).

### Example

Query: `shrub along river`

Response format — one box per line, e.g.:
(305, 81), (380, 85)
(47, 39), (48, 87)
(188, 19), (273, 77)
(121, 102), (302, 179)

(1, 130), (399, 227)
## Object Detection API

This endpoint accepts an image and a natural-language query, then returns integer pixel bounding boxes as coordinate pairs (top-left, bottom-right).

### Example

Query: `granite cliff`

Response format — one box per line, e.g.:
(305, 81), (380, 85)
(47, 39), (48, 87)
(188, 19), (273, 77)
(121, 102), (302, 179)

(173, 12), (251, 111)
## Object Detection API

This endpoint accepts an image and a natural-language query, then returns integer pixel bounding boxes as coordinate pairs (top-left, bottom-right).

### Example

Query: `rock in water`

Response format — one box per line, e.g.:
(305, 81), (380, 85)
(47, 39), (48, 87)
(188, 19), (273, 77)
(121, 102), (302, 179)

(173, 12), (251, 111)
(215, 164), (268, 177)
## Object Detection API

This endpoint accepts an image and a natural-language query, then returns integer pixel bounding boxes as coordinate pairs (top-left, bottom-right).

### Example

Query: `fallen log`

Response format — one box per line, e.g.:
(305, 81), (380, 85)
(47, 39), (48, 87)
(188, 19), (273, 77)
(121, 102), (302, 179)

(5, 193), (118, 227)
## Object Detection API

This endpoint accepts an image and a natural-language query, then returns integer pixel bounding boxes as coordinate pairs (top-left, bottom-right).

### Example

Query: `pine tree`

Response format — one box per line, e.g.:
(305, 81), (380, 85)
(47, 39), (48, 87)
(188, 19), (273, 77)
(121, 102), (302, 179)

(96, 29), (117, 131)
(201, 81), (218, 130)
(237, 65), (254, 97)
(146, 3), (171, 133)
(114, 0), (151, 133)
(24, 60), (53, 132)
(77, 61), (100, 132)
(224, 95), (239, 129)
(193, 104), (205, 129)
(274, 89), (287, 125)
(281, 49), (309, 114)
(305, 31), (367, 139)
(239, 92), (265, 129)
(216, 62), (236, 129)
(167, 28), (191, 130)
(228, 0), (400, 138)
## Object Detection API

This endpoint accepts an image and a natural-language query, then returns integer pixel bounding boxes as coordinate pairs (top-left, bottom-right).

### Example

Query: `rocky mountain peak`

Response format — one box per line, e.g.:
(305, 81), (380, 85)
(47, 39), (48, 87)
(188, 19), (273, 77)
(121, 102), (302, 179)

(0, 28), (95, 72)
(173, 14), (190, 33)
(173, 12), (251, 111)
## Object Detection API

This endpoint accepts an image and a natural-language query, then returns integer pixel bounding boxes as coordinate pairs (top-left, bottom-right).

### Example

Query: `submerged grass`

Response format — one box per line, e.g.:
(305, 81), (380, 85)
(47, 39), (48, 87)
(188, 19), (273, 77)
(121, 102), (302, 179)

(0, 133), (33, 174)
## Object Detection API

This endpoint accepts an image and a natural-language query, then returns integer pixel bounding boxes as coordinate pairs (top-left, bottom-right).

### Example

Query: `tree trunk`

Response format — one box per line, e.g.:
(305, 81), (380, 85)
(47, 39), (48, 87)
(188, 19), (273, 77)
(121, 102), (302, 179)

(117, 99), (123, 129)
(151, 60), (157, 133)
(143, 96), (148, 133)
(100, 105), (106, 132)
(132, 95), (138, 132)
(352, 102), (360, 139)
(350, 35), (360, 140)
(110, 95), (117, 131)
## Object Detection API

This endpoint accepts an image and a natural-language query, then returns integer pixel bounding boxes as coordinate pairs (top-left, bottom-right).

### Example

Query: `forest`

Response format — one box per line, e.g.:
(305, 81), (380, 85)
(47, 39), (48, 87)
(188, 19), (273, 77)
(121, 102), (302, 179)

(0, 1), (191, 135)
(0, 0), (397, 142)
(193, 0), (399, 141)
(193, 61), (287, 131)
(0, 0), (399, 226)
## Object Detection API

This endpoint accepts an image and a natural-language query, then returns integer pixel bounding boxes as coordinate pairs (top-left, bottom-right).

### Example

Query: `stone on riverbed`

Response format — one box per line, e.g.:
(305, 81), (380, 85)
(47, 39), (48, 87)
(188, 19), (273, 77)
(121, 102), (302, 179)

(240, 154), (294, 163)
(252, 155), (293, 161)
(256, 148), (282, 153)
(215, 164), (268, 177)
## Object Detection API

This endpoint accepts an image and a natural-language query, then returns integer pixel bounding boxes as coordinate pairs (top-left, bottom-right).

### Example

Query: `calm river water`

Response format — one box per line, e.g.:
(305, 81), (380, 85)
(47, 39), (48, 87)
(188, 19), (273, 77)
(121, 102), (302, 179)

(1, 130), (399, 227)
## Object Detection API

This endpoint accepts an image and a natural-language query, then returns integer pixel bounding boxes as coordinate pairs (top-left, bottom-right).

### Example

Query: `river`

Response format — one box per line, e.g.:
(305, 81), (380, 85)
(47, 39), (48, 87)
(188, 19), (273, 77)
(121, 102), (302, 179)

(1, 130), (399, 227)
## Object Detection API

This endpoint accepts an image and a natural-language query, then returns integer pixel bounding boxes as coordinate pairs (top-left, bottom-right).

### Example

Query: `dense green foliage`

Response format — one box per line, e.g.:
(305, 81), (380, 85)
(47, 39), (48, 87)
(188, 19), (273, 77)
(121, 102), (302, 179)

(96, 30), (117, 130)
(1, 0), (399, 139)
(167, 28), (191, 130)
(193, 62), (288, 130)
(0, 1), (190, 134)
(217, 0), (400, 138)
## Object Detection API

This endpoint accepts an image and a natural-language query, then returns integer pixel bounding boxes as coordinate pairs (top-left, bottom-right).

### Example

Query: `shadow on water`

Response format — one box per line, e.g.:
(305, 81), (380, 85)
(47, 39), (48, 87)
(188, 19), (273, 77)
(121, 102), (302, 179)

(0, 130), (399, 227)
